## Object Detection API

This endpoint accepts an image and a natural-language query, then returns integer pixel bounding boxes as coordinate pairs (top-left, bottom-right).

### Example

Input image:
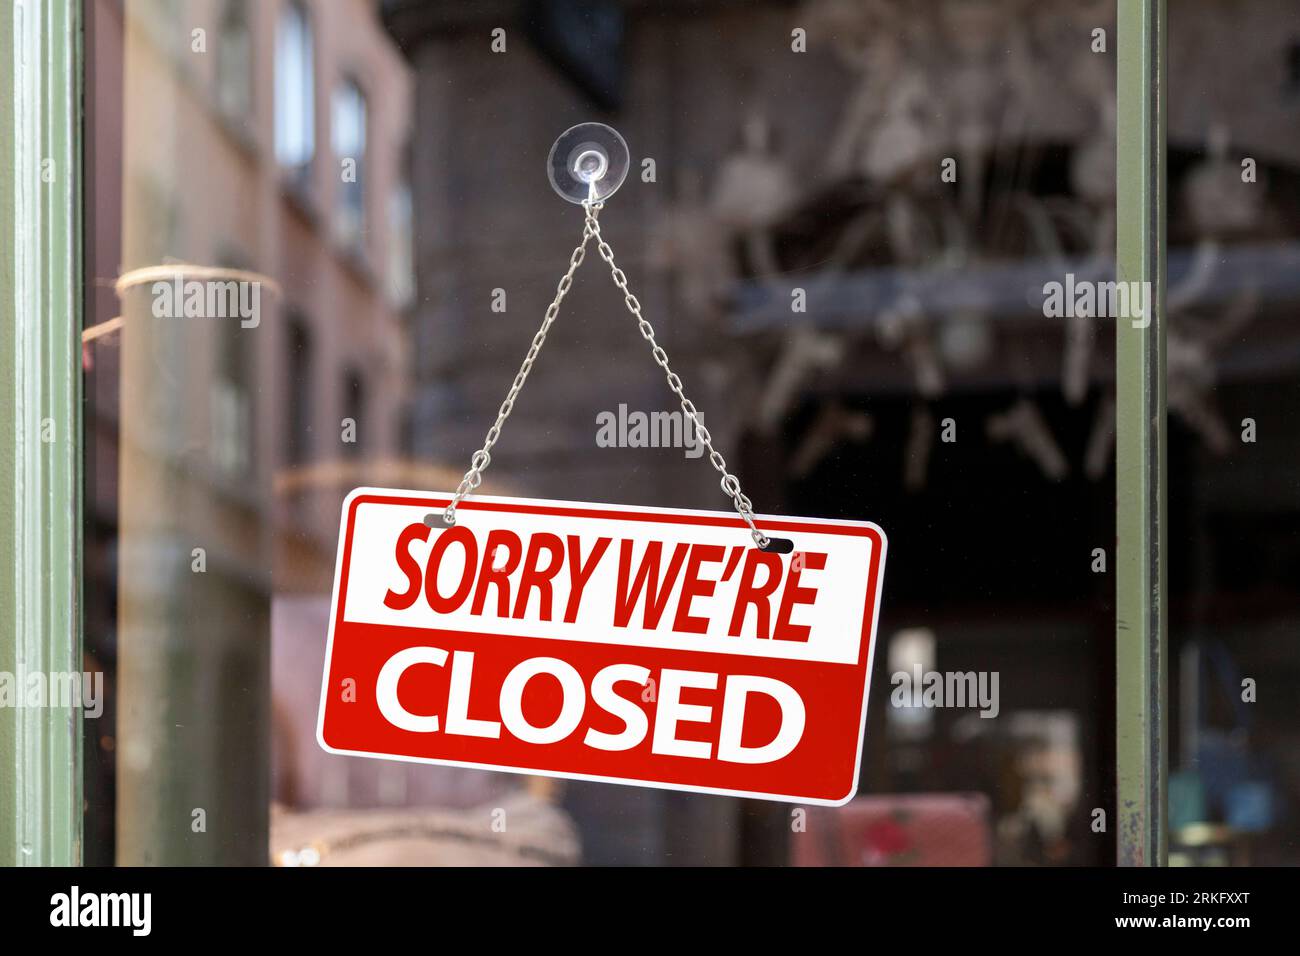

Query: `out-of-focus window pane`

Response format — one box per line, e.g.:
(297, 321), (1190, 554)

(274, 0), (314, 186)
(285, 316), (312, 467)
(386, 171), (414, 309)
(212, 321), (252, 477)
(216, 0), (252, 120)
(341, 367), (365, 459)
(332, 78), (367, 253)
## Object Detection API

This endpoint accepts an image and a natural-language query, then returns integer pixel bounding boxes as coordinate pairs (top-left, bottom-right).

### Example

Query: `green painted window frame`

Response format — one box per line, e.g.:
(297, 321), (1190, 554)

(0, 0), (84, 866)
(1115, 0), (1168, 868)
(0, 0), (1167, 868)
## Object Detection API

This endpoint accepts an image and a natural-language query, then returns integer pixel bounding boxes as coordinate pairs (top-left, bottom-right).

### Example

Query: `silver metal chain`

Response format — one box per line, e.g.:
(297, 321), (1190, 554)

(444, 201), (770, 549)
(441, 209), (595, 526)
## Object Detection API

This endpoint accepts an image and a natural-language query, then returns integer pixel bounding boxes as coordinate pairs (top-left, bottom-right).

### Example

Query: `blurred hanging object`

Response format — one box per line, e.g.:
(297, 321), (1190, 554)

(647, 168), (733, 318)
(878, 295), (945, 399)
(937, 313), (994, 372)
(903, 406), (935, 492)
(986, 399), (1068, 480)
(1160, 123), (1265, 455)
(1062, 303), (1095, 408)
(1084, 397), (1117, 480)
(1059, 47), (1116, 408)
(939, 0), (1013, 222)
(1170, 280), (1248, 455)
(788, 401), (873, 480)
(1186, 124), (1265, 238)
(807, 0), (933, 185)
(711, 112), (797, 280)
(755, 324), (845, 435)
(1167, 332), (1231, 454)
(807, 0), (894, 175)
(1059, 82), (1114, 409)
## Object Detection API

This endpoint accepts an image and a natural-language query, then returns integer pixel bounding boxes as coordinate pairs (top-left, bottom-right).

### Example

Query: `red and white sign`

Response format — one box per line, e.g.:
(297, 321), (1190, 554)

(317, 490), (888, 805)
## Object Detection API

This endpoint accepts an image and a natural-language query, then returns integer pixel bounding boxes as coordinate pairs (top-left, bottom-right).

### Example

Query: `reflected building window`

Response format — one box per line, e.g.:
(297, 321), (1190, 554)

(342, 367), (365, 459)
(285, 315), (313, 466)
(386, 157), (414, 308)
(216, 0), (253, 120)
(274, 0), (315, 190)
(211, 303), (253, 478)
(332, 78), (368, 253)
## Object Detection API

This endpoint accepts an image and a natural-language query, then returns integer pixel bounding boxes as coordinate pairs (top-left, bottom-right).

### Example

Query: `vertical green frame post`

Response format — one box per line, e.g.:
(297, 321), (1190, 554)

(1115, 0), (1167, 867)
(0, 0), (84, 866)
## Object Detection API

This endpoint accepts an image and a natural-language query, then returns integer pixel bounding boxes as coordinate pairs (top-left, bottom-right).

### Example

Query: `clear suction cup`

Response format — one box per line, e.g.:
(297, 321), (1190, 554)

(547, 123), (630, 204)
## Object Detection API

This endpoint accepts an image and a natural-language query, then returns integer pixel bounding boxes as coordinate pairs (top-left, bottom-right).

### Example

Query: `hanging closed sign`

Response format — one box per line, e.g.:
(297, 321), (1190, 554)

(318, 490), (887, 805)
(320, 125), (887, 804)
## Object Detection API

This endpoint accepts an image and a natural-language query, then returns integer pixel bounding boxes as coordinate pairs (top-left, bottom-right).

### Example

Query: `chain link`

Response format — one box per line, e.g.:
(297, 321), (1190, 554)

(584, 205), (770, 548)
(444, 201), (770, 549)
(441, 209), (595, 526)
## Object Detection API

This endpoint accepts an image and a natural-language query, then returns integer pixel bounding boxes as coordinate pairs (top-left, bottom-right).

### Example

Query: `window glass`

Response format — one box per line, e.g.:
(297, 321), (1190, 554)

(332, 78), (368, 253)
(1165, 1), (1300, 865)
(386, 151), (415, 309)
(79, 0), (1297, 867)
(274, 0), (314, 186)
(216, 0), (252, 121)
(85, 0), (1120, 868)
(285, 315), (313, 467)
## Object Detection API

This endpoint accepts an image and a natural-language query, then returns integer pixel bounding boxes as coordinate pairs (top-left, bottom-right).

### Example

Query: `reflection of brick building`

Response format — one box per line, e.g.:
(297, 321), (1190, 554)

(85, 0), (413, 864)
(385, 0), (1300, 864)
